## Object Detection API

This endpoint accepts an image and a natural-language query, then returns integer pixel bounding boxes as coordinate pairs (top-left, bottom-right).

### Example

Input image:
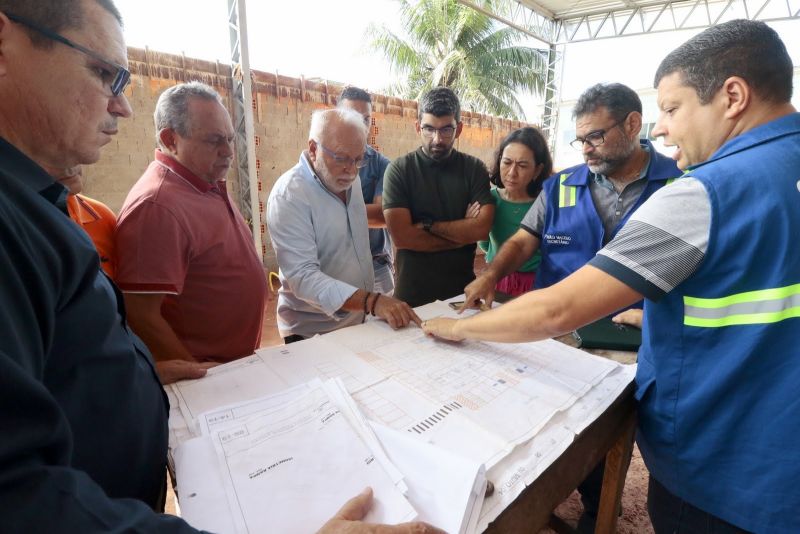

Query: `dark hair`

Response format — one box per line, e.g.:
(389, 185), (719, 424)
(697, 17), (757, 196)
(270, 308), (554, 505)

(418, 87), (461, 121)
(573, 83), (642, 123)
(490, 127), (553, 197)
(0, 0), (123, 48)
(339, 86), (372, 105)
(654, 19), (793, 105)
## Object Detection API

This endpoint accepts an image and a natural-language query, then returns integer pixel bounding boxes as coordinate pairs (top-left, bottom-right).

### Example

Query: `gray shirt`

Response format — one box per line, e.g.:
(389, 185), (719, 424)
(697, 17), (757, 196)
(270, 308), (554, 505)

(521, 150), (651, 245)
(267, 153), (374, 338)
(589, 177), (711, 300)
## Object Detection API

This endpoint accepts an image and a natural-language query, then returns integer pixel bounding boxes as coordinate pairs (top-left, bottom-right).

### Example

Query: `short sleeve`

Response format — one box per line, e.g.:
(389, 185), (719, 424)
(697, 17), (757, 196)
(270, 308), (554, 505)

(520, 190), (547, 237)
(468, 158), (494, 206)
(589, 177), (711, 301)
(115, 201), (191, 294)
(381, 159), (410, 210)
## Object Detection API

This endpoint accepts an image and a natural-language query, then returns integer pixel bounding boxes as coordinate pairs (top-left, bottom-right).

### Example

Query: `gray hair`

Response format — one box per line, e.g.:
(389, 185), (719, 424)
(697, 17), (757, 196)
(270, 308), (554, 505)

(308, 107), (368, 144)
(654, 19), (793, 105)
(573, 83), (642, 123)
(154, 82), (223, 147)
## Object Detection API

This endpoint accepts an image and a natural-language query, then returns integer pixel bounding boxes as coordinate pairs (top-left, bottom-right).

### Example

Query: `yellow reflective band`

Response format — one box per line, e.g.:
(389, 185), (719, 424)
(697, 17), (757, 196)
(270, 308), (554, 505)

(665, 178), (676, 185)
(683, 283), (800, 327)
(559, 173), (576, 208)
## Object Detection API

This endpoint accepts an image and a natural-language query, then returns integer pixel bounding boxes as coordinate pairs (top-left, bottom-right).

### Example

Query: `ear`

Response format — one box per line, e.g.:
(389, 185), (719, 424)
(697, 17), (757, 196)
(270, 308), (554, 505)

(626, 111), (643, 138)
(720, 76), (750, 120)
(0, 12), (13, 77)
(414, 120), (421, 135)
(158, 129), (179, 153)
(307, 138), (318, 164)
(454, 121), (464, 139)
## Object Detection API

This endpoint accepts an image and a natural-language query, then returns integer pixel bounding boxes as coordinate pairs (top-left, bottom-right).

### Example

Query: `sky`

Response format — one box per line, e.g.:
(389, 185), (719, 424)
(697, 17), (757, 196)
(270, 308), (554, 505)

(114, 0), (800, 123)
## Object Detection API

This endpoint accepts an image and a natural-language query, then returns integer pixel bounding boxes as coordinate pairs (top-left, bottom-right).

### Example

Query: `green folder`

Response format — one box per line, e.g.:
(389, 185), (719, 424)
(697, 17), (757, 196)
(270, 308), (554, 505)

(573, 317), (642, 351)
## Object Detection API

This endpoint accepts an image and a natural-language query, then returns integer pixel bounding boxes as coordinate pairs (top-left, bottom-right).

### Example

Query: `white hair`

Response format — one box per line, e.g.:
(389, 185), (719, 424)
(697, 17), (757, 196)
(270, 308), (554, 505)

(308, 107), (368, 144)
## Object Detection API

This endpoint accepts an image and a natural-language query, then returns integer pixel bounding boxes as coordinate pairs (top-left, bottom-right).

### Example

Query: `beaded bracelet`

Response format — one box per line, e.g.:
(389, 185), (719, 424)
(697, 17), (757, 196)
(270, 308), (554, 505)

(362, 291), (371, 314)
(370, 293), (381, 316)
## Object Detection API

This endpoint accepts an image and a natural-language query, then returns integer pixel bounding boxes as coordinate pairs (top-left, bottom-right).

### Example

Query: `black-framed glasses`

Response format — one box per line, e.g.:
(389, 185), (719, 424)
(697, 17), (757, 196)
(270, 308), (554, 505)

(316, 141), (368, 169)
(7, 13), (131, 97)
(569, 115), (629, 150)
(420, 125), (456, 139)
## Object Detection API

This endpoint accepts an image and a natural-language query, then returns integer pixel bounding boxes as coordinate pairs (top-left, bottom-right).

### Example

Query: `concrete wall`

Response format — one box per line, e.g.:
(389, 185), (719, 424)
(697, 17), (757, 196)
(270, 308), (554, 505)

(85, 47), (535, 271)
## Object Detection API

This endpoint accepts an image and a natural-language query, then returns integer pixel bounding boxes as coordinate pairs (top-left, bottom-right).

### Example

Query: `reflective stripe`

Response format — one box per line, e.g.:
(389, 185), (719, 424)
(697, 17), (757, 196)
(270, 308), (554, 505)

(684, 283), (800, 327)
(558, 173), (576, 208)
(665, 178), (676, 185)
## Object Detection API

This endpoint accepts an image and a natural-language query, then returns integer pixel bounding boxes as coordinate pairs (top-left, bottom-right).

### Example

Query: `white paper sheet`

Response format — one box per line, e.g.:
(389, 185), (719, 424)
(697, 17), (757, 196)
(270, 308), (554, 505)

(195, 380), (416, 534)
(372, 422), (486, 534)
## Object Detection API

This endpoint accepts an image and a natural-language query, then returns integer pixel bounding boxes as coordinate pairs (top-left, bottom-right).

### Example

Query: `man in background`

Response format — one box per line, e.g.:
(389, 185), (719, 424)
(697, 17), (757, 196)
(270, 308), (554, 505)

(338, 86), (394, 294)
(383, 87), (495, 307)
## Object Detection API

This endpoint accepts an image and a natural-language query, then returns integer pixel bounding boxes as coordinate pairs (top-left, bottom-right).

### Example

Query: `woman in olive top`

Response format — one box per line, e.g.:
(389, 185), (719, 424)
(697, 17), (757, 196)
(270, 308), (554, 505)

(479, 127), (553, 296)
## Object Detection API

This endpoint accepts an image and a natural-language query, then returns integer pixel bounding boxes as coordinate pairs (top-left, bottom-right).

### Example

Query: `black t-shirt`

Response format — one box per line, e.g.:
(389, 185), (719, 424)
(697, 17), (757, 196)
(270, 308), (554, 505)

(383, 147), (493, 306)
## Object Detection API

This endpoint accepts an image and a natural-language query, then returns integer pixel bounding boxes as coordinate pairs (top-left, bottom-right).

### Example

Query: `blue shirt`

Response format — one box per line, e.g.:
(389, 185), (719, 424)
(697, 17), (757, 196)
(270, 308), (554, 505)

(0, 137), (199, 532)
(359, 145), (392, 265)
(268, 153), (374, 337)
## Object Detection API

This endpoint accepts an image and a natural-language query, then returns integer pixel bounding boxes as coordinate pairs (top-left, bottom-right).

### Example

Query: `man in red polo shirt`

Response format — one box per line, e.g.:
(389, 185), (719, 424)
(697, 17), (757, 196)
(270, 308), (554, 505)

(116, 81), (268, 364)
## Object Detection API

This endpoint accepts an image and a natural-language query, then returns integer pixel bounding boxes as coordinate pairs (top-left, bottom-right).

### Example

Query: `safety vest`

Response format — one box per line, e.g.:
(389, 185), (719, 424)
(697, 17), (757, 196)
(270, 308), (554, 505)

(636, 113), (800, 533)
(535, 140), (680, 289)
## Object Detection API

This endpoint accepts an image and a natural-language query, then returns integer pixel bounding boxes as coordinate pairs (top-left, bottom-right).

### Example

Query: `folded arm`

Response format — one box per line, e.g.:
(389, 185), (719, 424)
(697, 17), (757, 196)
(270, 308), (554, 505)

(384, 207), (463, 252)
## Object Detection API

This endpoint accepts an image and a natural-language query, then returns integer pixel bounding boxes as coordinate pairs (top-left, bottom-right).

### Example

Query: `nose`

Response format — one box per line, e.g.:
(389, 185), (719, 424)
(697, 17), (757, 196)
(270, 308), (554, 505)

(220, 138), (235, 158)
(109, 92), (133, 119)
(651, 118), (666, 139)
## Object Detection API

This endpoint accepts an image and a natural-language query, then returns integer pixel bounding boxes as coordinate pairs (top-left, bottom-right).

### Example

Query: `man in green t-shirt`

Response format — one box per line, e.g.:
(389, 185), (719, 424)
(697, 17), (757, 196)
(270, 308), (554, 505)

(382, 87), (495, 307)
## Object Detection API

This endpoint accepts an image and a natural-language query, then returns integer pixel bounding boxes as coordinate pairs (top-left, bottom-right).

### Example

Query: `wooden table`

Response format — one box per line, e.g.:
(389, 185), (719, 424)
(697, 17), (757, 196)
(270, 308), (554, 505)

(485, 377), (636, 533)
(483, 295), (639, 534)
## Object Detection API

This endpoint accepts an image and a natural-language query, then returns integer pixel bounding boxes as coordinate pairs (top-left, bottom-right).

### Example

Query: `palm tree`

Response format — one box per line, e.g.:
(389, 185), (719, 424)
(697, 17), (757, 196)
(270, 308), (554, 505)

(367, 0), (547, 120)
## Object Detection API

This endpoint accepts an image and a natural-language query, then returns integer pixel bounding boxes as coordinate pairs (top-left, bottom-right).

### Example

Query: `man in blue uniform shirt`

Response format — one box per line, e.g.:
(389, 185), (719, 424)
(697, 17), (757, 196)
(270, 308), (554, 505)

(463, 83), (680, 307)
(425, 19), (799, 534)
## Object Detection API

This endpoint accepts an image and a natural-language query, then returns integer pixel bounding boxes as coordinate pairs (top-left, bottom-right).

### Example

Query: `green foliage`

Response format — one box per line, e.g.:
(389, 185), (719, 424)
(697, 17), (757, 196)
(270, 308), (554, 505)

(367, 0), (547, 120)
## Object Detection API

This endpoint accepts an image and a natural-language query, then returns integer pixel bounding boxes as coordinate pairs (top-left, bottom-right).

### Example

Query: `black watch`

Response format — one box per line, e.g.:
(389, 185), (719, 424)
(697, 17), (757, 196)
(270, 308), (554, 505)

(422, 219), (434, 232)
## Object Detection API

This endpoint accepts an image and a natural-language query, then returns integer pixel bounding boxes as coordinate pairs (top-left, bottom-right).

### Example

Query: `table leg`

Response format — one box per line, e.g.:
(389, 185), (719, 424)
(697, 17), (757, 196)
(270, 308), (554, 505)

(594, 411), (637, 534)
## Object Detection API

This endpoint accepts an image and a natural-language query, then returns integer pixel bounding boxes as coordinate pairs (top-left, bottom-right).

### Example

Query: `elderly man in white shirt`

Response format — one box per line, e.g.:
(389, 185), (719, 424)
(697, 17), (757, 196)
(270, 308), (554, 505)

(267, 108), (420, 343)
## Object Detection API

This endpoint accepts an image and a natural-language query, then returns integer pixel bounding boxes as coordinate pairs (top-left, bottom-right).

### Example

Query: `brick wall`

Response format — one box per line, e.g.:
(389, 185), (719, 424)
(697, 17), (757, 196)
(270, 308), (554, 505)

(85, 47), (535, 271)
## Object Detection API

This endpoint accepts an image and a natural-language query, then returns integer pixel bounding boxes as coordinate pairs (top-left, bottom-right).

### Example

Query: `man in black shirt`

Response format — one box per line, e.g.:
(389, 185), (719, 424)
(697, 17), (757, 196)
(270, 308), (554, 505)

(0, 2), (441, 532)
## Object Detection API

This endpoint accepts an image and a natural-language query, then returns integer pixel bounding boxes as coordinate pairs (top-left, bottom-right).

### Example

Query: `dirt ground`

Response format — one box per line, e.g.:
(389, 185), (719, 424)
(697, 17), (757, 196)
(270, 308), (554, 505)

(166, 263), (654, 532)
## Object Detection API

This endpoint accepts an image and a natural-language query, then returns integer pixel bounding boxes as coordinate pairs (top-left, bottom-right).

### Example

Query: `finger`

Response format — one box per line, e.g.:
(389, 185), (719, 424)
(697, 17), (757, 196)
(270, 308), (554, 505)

(332, 487), (373, 521)
(408, 309), (423, 327)
(611, 313), (623, 323)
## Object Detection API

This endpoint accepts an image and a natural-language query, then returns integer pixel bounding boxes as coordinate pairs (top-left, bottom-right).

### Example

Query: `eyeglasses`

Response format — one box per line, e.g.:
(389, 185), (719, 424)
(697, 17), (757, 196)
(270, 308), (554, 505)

(316, 142), (367, 169)
(7, 13), (131, 97)
(420, 125), (456, 139)
(569, 115), (628, 150)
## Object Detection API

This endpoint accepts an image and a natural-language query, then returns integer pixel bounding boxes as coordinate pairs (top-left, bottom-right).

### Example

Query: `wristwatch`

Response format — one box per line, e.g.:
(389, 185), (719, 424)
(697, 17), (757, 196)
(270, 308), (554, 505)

(422, 219), (434, 232)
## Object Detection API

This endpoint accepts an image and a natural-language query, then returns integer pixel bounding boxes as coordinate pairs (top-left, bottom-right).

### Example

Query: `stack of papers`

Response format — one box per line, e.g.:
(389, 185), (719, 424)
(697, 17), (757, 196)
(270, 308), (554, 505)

(175, 380), (417, 533)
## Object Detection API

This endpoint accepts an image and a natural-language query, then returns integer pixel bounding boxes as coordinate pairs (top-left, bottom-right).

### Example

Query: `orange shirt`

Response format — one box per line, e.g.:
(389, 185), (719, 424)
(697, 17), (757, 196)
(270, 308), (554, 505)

(66, 194), (117, 279)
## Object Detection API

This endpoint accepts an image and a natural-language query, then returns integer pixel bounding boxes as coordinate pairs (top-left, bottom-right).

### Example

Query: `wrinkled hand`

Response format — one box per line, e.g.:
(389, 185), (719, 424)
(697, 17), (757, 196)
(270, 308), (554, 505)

(611, 309), (644, 329)
(422, 317), (464, 341)
(374, 295), (422, 329)
(464, 201), (481, 219)
(317, 487), (445, 534)
(155, 360), (217, 385)
(459, 273), (496, 313)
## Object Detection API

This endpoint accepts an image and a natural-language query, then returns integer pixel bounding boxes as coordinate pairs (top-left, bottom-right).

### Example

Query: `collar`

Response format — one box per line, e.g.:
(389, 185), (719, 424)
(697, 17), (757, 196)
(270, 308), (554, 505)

(66, 194), (102, 224)
(0, 136), (59, 194)
(688, 112), (800, 173)
(155, 150), (223, 193)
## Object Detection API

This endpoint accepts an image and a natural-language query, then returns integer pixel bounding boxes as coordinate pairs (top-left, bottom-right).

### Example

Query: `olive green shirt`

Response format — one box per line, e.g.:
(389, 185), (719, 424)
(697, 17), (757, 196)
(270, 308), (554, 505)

(383, 147), (494, 306)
